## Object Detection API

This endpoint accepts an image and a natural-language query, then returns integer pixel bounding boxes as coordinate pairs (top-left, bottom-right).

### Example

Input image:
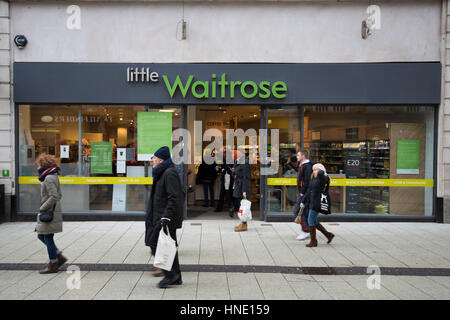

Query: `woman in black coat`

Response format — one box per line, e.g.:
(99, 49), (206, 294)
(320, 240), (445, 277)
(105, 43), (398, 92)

(301, 163), (335, 247)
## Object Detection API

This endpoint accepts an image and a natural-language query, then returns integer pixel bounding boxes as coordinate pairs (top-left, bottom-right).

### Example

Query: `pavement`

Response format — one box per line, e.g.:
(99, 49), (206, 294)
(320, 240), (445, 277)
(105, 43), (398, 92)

(0, 220), (449, 300)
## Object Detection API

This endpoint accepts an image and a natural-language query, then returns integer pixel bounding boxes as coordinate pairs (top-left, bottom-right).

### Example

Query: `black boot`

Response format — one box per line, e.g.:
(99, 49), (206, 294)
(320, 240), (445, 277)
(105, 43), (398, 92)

(158, 273), (182, 288)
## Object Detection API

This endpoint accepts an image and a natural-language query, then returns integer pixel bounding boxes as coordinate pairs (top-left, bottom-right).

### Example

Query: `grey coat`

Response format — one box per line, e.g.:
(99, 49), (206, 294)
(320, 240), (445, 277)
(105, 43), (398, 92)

(233, 156), (251, 198)
(35, 174), (63, 235)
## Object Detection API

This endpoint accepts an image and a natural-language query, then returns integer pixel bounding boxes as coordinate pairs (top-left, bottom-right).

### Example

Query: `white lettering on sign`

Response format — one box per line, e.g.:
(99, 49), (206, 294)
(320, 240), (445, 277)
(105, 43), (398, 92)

(127, 67), (160, 83)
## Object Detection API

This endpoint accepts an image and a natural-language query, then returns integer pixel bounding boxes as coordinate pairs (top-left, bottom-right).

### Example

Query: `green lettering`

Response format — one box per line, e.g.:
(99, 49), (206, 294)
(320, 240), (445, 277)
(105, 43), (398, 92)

(192, 81), (209, 98)
(230, 81), (242, 98)
(272, 81), (287, 99)
(240, 81), (258, 99)
(258, 81), (271, 99)
(163, 75), (193, 98)
(218, 73), (228, 98)
(211, 74), (217, 98)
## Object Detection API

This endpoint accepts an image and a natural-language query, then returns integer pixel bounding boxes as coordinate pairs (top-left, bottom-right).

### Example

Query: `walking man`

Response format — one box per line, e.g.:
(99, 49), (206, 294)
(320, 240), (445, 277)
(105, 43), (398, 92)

(145, 146), (184, 288)
(293, 149), (313, 240)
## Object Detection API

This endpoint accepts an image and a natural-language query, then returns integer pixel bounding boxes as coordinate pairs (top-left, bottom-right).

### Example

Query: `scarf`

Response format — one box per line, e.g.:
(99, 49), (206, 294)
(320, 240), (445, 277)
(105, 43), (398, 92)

(152, 158), (173, 183)
(38, 166), (61, 182)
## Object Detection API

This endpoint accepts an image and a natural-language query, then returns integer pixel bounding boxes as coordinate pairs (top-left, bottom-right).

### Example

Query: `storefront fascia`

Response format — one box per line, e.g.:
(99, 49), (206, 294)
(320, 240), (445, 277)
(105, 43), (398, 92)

(13, 62), (442, 222)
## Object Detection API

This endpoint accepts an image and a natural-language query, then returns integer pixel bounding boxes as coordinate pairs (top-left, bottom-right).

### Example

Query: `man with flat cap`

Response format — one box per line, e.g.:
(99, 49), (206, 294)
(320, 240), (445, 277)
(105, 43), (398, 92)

(145, 146), (184, 288)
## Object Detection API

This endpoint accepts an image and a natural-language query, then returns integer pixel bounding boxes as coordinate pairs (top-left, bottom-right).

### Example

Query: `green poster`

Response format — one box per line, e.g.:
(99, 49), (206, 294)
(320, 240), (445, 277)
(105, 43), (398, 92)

(91, 142), (113, 174)
(397, 139), (420, 174)
(137, 112), (172, 161)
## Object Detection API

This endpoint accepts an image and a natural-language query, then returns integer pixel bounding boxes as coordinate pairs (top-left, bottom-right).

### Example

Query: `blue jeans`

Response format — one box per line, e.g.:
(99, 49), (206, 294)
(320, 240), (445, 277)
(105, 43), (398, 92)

(38, 234), (60, 263)
(308, 209), (319, 227)
(293, 194), (309, 232)
(202, 182), (215, 205)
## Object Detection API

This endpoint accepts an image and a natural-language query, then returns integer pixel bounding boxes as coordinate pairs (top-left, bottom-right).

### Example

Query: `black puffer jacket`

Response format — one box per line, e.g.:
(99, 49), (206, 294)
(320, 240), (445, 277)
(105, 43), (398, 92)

(301, 170), (330, 212)
(145, 161), (184, 246)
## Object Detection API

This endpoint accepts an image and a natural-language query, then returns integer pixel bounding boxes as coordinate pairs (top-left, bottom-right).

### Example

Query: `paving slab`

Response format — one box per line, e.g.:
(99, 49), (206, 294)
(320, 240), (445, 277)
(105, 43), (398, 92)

(93, 271), (142, 300)
(197, 272), (230, 300)
(227, 273), (265, 300)
(59, 271), (115, 300)
(161, 272), (199, 300)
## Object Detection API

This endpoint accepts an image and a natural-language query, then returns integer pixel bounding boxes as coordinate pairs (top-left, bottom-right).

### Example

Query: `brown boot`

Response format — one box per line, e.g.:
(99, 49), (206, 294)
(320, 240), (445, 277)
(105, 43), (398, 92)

(317, 223), (335, 244)
(152, 268), (164, 277)
(56, 252), (68, 269)
(305, 226), (317, 247)
(39, 262), (59, 274)
(234, 222), (248, 232)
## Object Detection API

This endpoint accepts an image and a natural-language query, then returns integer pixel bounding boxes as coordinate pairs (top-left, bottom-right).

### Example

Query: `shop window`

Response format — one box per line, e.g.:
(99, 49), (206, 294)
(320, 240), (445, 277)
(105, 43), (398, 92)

(266, 105), (435, 217)
(17, 105), (182, 214)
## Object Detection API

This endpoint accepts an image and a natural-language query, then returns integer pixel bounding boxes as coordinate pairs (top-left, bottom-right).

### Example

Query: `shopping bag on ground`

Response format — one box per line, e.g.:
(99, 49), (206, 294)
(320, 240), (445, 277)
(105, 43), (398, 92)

(153, 226), (177, 271)
(238, 199), (252, 222)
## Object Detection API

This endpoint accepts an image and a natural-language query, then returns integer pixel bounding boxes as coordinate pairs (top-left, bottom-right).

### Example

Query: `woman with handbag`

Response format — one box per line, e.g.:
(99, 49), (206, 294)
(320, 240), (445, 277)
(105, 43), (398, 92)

(300, 163), (335, 247)
(35, 153), (67, 274)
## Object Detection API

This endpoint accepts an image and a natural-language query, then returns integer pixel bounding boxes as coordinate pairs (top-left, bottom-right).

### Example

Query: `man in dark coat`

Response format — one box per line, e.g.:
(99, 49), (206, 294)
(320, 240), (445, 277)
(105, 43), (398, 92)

(145, 146), (184, 288)
(293, 149), (313, 241)
(197, 157), (218, 207)
(231, 149), (251, 232)
(215, 163), (234, 212)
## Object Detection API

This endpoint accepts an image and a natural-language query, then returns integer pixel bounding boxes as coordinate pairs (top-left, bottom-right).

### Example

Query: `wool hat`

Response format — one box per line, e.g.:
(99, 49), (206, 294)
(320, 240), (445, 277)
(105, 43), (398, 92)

(154, 146), (171, 161)
(313, 163), (328, 176)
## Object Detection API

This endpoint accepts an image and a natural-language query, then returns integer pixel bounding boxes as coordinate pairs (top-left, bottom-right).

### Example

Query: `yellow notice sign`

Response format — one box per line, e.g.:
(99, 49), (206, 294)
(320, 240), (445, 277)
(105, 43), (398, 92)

(19, 177), (153, 185)
(267, 178), (433, 187)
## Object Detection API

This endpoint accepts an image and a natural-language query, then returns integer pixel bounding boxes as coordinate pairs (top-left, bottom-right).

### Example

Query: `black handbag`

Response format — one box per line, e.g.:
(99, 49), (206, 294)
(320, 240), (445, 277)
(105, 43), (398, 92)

(39, 204), (56, 222)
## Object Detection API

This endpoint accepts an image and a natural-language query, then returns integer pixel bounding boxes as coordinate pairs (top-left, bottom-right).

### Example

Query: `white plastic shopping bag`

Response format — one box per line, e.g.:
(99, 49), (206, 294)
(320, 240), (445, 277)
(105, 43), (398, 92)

(224, 173), (231, 190)
(153, 226), (177, 271)
(238, 199), (252, 222)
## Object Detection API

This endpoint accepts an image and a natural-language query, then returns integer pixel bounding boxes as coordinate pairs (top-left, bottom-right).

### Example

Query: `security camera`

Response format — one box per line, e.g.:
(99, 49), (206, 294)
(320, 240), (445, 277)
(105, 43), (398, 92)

(14, 35), (28, 49)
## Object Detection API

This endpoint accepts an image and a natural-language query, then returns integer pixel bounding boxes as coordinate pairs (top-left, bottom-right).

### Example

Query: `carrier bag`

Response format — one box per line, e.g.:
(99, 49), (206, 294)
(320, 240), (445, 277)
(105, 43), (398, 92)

(153, 226), (177, 271)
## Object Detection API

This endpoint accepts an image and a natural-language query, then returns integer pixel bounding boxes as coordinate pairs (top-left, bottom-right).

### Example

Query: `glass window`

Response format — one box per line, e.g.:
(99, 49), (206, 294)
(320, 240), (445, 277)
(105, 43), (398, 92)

(266, 106), (301, 213)
(266, 105), (435, 217)
(18, 105), (182, 214)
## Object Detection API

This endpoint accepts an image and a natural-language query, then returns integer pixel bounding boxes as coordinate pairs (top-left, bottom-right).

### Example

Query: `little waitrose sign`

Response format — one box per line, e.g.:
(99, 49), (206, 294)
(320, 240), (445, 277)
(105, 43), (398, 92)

(14, 62), (441, 105)
(126, 67), (287, 100)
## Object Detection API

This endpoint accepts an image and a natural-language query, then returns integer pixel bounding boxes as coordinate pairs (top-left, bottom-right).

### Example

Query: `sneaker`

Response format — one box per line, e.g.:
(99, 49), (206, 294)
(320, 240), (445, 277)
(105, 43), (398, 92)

(296, 231), (310, 241)
(158, 274), (183, 288)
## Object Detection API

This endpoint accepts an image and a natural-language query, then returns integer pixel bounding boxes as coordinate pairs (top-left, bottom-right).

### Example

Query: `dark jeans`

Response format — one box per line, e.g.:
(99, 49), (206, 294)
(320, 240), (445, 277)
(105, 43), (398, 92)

(37, 234), (59, 261)
(202, 182), (215, 205)
(293, 194), (309, 232)
(233, 196), (242, 213)
(216, 183), (233, 211)
(149, 224), (181, 278)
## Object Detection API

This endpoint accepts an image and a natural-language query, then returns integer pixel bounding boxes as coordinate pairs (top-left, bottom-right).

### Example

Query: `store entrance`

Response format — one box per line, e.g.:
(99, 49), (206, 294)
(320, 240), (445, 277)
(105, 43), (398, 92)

(186, 105), (261, 220)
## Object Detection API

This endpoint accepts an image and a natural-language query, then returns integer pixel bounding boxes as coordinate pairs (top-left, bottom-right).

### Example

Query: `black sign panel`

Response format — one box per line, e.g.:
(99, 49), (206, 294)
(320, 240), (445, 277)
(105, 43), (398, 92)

(13, 62), (441, 105)
(345, 155), (362, 214)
